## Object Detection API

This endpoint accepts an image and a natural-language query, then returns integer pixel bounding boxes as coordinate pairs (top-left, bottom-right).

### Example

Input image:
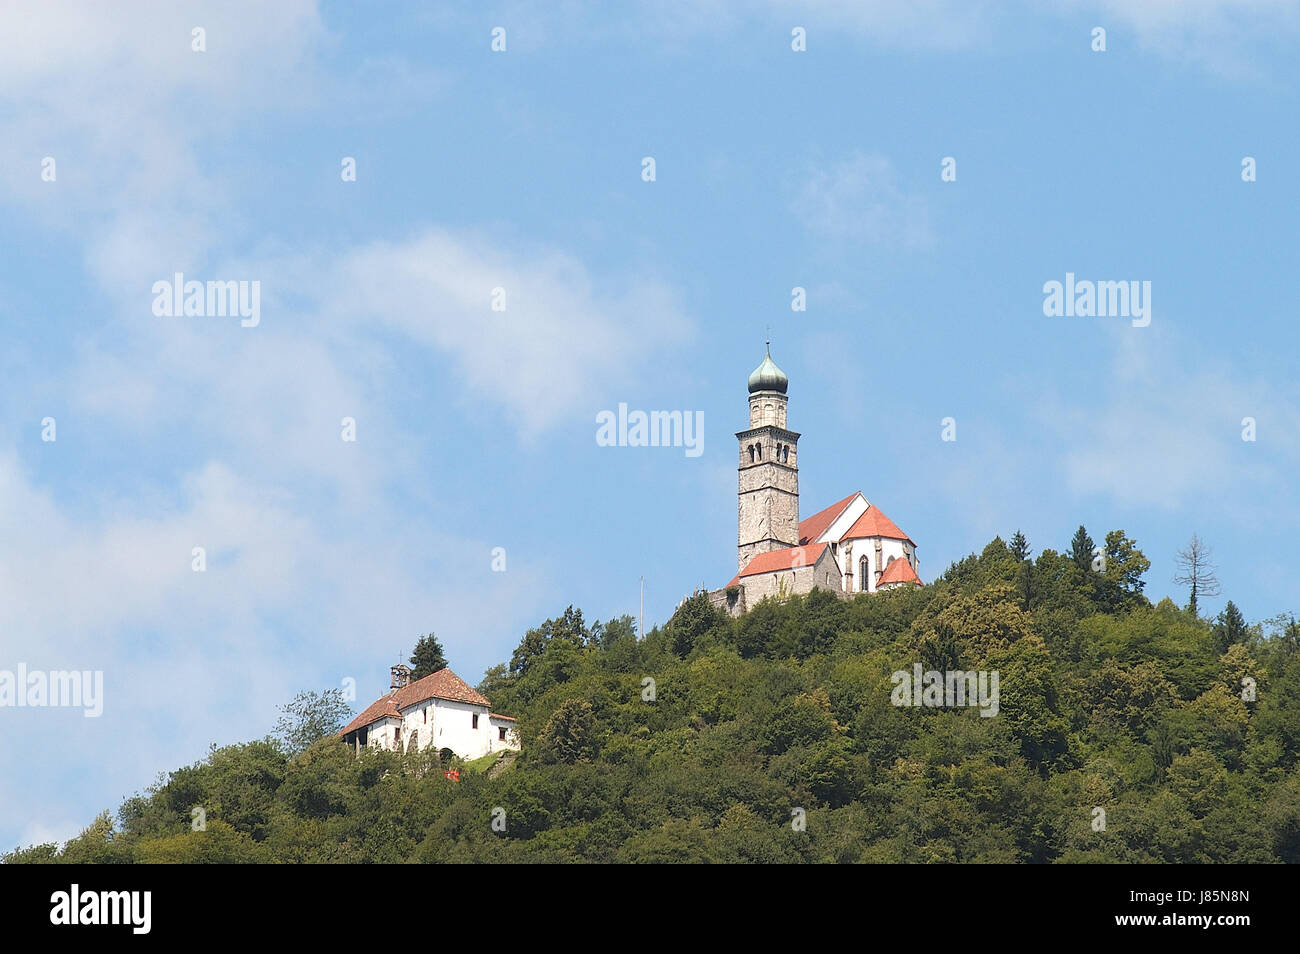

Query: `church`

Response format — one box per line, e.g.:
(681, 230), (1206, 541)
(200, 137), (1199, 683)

(339, 665), (520, 760)
(708, 345), (923, 616)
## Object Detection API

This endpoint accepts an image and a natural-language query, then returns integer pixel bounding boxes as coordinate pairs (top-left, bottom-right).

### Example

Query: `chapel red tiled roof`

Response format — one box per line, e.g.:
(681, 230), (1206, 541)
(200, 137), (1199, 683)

(339, 696), (402, 737)
(842, 505), (915, 546)
(489, 713), (517, 722)
(797, 493), (861, 545)
(393, 667), (492, 709)
(877, 557), (922, 586)
(339, 667), (496, 737)
(738, 542), (829, 578)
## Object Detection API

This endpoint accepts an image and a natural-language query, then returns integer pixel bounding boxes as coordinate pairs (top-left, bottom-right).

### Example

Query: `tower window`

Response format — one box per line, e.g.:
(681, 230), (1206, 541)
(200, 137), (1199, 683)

(756, 444), (762, 459)
(472, 713), (479, 729)
(859, 556), (869, 592)
(748, 444), (756, 462)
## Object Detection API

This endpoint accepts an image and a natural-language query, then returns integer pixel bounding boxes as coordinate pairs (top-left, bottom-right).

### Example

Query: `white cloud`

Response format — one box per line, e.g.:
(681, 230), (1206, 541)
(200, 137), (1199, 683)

(1070, 0), (1300, 78)
(1042, 330), (1300, 512)
(325, 229), (692, 431)
(792, 152), (933, 249)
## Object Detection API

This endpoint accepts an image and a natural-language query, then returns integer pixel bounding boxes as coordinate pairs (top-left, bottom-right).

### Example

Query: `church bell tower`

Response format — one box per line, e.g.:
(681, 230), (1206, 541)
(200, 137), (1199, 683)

(736, 343), (800, 572)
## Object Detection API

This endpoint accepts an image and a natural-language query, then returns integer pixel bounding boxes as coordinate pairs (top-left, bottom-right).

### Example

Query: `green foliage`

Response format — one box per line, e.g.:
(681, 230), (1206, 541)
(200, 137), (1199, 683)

(273, 688), (352, 756)
(536, 698), (600, 764)
(1069, 525), (1095, 572)
(664, 592), (728, 657)
(1213, 601), (1248, 654)
(409, 633), (448, 680)
(509, 605), (590, 676)
(11, 530), (1295, 864)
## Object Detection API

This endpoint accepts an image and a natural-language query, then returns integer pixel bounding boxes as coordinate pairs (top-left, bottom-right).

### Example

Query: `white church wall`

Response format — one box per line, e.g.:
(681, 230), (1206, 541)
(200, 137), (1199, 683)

(840, 536), (915, 593)
(821, 495), (869, 547)
(367, 716), (403, 751)
(489, 716), (521, 753)
(419, 698), (495, 759)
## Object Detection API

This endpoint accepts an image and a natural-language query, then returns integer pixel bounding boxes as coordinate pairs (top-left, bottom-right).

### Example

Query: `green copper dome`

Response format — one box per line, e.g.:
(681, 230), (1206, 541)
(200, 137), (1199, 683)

(747, 344), (788, 394)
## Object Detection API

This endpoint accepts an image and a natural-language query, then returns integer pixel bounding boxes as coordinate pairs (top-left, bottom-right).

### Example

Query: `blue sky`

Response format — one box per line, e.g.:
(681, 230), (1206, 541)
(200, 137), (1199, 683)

(2, 0), (1298, 849)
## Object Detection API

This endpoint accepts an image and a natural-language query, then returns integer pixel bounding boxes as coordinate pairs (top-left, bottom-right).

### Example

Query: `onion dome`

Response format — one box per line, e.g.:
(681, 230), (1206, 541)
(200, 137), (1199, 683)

(747, 343), (788, 394)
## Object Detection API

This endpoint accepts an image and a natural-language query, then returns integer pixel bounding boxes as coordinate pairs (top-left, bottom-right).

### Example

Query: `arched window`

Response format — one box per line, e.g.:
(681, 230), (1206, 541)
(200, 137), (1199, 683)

(748, 444), (755, 462)
(782, 445), (789, 462)
(756, 444), (762, 459)
(859, 556), (870, 592)
(887, 555), (896, 567)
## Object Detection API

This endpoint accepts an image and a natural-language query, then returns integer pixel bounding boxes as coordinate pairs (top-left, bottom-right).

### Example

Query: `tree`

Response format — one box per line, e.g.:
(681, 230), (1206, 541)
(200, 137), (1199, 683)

(590, 614), (637, 650)
(509, 606), (590, 675)
(1213, 601), (1248, 654)
(1009, 530), (1030, 562)
(273, 688), (352, 755)
(1069, 525), (1095, 572)
(1098, 529), (1151, 612)
(536, 698), (598, 764)
(408, 633), (448, 680)
(1173, 533), (1221, 618)
(665, 592), (728, 657)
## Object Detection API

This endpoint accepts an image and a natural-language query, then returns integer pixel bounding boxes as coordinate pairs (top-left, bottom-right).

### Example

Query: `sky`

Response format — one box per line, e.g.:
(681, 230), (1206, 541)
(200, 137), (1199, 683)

(1, 0), (1298, 850)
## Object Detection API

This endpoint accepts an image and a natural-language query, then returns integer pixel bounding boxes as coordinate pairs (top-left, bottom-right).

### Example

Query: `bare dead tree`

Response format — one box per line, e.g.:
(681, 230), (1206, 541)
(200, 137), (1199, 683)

(1173, 533), (1221, 617)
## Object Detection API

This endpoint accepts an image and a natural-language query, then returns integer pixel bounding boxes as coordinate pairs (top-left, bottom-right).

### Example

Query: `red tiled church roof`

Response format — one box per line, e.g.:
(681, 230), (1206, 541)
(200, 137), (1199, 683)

(489, 713), (517, 722)
(738, 542), (828, 578)
(798, 493), (860, 545)
(843, 505), (914, 545)
(877, 557), (922, 586)
(339, 697), (401, 737)
(394, 668), (491, 709)
(339, 667), (497, 737)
